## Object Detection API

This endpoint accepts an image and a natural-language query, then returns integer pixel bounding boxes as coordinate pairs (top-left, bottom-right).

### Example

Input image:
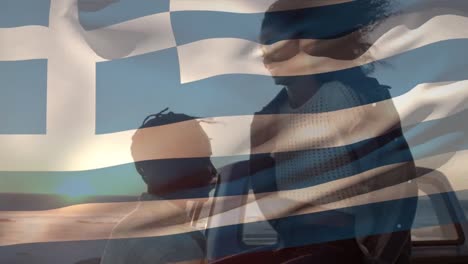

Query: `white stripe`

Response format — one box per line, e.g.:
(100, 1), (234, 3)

(178, 13), (468, 83)
(1, 150), (466, 246)
(177, 38), (269, 83)
(169, 0), (352, 13)
(0, 26), (51, 60)
(45, 0), (99, 136)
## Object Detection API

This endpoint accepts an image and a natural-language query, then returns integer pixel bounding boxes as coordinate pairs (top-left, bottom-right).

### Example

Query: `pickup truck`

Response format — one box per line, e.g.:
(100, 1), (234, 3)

(196, 162), (468, 264)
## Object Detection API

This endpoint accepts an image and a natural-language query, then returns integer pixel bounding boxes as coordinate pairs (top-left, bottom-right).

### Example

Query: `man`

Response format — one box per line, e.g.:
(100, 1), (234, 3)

(248, 1), (418, 263)
(101, 109), (216, 264)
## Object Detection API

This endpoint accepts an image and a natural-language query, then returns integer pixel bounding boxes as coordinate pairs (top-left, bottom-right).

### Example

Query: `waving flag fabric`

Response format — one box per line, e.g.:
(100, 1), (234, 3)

(1, 0), (468, 263)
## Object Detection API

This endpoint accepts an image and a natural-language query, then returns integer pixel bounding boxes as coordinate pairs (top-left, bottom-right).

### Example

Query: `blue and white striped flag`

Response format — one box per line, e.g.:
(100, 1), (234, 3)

(1, 0), (468, 263)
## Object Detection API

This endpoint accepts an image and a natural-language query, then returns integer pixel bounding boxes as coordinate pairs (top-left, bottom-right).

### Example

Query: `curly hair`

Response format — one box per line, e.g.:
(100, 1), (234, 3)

(261, 0), (394, 66)
(131, 108), (214, 196)
(259, 0), (397, 93)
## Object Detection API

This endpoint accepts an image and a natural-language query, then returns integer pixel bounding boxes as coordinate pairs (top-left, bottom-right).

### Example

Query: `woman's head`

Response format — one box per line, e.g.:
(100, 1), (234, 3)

(260, 0), (391, 85)
(131, 109), (216, 198)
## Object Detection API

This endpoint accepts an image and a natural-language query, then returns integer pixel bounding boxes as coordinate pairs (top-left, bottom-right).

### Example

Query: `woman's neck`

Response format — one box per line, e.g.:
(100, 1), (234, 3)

(285, 79), (320, 109)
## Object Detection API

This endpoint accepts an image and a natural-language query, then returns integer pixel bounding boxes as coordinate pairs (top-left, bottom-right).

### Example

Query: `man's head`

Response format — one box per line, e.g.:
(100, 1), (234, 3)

(131, 109), (216, 198)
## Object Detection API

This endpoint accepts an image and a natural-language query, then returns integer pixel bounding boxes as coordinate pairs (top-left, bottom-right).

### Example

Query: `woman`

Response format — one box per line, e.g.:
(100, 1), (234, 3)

(249, 1), (418, 263)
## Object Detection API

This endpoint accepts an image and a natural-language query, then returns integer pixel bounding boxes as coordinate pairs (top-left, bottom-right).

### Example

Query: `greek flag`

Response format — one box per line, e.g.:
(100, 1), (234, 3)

(1, 0), (467, 263)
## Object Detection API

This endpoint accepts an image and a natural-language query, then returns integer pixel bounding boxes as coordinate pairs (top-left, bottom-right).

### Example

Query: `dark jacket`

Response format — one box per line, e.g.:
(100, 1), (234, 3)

(248, 76), (418, 263)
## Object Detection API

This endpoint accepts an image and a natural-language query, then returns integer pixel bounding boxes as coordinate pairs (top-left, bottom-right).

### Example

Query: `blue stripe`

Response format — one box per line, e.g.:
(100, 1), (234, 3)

(78, 0), (169, 30)
(95, 47), (277, 134)
(170, 0), (468, 45)
(0, 0), (50, 27)
(0, 239), (107, 264)
(0, 60), (47, 134)
(0, 164), (145, 199)
(96, 39), (468, 133)
(405, 108), (468, 162)
(96, 48), (183, 133)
